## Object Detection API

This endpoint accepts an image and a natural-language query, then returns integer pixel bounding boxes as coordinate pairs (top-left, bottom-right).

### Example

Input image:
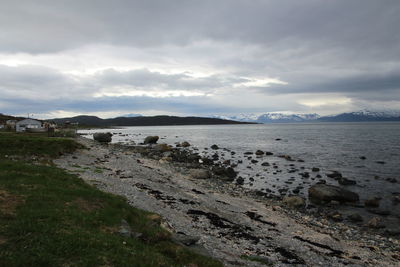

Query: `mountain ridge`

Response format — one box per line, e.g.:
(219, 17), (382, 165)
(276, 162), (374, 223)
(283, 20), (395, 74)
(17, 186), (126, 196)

(210, 110), (400, 123)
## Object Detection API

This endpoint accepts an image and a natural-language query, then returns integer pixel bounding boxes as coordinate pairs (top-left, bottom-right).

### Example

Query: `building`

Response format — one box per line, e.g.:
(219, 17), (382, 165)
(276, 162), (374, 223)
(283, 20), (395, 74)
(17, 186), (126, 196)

(16, 119), (42, 132)
(5, 120), (17, 130)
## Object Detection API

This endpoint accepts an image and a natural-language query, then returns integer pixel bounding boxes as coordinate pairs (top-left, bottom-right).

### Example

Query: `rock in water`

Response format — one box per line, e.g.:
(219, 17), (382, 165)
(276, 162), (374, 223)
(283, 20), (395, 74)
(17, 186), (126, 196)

(210, 144), (219, 150)
(308, 184), (359, 203)
(338, 177), (357, 185)
(365, 197), (380, 208)
(189, 169), (210, 179)
(283, 196), (305, 208)
(144, 136), (159, 144)
(181, 141), (191, 147)
(93, 132), (112, 143)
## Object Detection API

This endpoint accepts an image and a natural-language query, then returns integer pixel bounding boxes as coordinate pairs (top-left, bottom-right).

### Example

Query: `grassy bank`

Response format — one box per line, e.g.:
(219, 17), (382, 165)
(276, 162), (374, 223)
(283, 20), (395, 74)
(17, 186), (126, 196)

(0, 132), (83, 158)
(0, 133), (221, 266)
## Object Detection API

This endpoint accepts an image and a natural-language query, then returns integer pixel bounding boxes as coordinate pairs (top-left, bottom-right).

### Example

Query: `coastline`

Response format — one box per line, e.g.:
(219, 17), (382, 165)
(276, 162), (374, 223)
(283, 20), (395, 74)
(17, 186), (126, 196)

(54, 137), (399, 266)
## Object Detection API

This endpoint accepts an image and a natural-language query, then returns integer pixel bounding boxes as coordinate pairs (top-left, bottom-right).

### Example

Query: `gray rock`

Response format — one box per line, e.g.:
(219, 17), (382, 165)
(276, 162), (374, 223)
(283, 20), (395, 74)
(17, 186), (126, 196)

(119, 219), (132, 237)
(308, 184), (359, 203)
(338, 177), (357, 185)
(181, 141), (191, 147)
(211, 144), (219, 150)
(367, 217), (385, 228)
(189, 169), (210, 179)
(171, 233), (200, 246)
(283, 196), (305, 208)
(144, 136), (159, 144)
(255, 150), (264, 156)
(93, 132), (112, 143)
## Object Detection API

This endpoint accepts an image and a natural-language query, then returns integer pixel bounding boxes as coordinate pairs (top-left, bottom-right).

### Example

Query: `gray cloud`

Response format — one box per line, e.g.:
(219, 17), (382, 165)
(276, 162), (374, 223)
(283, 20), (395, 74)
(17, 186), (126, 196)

(0, 0), (400, 116)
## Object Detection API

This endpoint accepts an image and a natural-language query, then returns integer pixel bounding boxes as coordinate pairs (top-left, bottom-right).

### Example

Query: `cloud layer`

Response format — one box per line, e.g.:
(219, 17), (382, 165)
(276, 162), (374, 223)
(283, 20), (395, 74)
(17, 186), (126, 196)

(1, 0), (400, 118)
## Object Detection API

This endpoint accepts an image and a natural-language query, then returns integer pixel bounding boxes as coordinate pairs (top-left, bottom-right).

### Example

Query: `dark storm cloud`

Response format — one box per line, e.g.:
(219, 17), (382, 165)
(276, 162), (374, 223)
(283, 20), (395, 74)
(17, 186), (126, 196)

(1, 0), (400, 115)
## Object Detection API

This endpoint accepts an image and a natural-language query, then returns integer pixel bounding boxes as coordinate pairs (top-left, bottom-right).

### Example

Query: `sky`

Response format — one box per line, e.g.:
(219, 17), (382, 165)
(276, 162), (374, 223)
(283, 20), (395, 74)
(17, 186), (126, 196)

(1, 0), (400, 119)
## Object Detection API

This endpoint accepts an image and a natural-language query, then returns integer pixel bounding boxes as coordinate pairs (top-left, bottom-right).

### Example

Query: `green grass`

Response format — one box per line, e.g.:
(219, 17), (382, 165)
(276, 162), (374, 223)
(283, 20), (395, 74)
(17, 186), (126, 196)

(0, 134), (221, 266)
(0, 132), (83, 158)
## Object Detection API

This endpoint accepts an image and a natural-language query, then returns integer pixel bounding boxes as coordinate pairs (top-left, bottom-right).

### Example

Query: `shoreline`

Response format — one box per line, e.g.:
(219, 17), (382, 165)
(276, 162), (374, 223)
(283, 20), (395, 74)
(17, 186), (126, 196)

(54, 137), (399, 266)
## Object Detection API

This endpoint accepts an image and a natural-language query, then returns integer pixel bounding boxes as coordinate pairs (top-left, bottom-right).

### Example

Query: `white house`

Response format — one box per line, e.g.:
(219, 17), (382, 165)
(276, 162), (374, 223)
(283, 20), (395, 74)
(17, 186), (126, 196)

(16, 119), (42, 132)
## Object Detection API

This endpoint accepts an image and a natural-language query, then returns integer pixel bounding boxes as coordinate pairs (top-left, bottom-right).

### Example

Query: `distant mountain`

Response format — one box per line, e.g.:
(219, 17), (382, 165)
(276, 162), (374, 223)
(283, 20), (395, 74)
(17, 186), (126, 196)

(117, 113), (143, 118)
(211, 113), (320, 123)
(210, 110), (400, 123)
(0, 113), (24, 123)
(257, 113), (320, 123)
(52, 115), (254, 127)
(318, 110), (400, 122)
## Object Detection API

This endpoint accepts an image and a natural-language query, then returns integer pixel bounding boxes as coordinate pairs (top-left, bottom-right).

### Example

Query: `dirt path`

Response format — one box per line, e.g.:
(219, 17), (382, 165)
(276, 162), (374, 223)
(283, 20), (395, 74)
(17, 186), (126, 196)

(54, 137), (399, 266)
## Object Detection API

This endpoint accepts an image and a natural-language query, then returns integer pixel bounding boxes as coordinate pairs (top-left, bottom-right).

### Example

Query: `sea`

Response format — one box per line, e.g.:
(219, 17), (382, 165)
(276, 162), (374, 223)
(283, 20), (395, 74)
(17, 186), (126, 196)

(79, 122), (400, 217)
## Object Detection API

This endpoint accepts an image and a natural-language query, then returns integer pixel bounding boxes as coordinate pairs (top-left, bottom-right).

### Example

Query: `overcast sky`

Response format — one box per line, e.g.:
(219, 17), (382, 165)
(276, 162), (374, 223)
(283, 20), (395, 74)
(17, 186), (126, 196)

(1, 0), (400, 118)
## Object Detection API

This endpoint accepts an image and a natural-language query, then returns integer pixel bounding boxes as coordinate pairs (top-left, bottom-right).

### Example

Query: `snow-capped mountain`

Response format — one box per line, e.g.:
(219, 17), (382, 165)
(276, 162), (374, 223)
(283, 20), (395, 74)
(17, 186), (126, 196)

(210, 110), (400, 123)
(318, 110), (400, 122)
(211, 113), (259, 122)
(257, 113), (320, 123)
(209, 113), (320, 123)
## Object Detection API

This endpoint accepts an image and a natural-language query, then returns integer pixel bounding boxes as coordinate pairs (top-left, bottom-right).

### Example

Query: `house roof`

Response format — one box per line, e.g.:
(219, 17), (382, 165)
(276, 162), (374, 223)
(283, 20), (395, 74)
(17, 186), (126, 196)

(16, 119), (42, 125)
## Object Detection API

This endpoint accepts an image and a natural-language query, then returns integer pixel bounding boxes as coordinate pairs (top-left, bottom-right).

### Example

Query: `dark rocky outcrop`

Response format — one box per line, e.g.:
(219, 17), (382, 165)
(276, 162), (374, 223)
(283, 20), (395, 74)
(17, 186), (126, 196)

(144, 136), (159, 144)
(93, 132), (112, 143)
(308, 184), (359, 203)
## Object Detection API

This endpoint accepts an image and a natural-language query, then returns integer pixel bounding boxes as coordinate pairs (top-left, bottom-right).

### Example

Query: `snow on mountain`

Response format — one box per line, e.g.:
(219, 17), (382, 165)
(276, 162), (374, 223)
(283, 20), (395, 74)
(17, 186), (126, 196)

(257, 113), (320, 123)
(210, 113), (320, 123)
(350, 109), (400, 118)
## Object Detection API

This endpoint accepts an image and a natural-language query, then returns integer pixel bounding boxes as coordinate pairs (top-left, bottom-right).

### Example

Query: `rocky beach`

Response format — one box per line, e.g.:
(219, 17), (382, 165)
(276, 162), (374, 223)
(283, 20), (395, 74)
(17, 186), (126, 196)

(54, 136), (400, 266)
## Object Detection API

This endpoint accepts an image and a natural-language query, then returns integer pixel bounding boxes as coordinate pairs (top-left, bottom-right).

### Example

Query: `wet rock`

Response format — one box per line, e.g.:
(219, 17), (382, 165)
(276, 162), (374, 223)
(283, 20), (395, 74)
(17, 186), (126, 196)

(367, 217), (385, 229)
(338, 177), (357, 185)
(326, 171), (342, 179)
(189, 169), (210, 179)
(244, 151), (253, 155)
(360, 156), (367, 160)
(347, 213), (363, 222)
(283, 196), (305, 208)
(279, 155), (294, 161)
(154, 144), (172, 152)
(367, 208), (391, 216)
(236, 177), (245, 185)
(255, 150), (264, 156)
(327, 211), (343, 222)
(392, 196), (400, 205)
(312, 167), (320, 172)
(181, 141), (191, 147)
(308, 184), (359, 203)
(365, 197), (380, 208)
(265, 152), (274, 156)
(144, 136), (159, 144)
(251, 159), (258, 164)
(386, 178), (397, 183)
(93, 132), (112, 143)
(210, 144), (219, 150)
(212, 166), (237, 180)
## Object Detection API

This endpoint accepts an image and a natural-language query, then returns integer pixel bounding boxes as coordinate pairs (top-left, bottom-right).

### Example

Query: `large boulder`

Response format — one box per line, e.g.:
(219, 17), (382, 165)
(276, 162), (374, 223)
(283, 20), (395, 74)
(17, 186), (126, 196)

(93, 132), (112, 143)
(308, 184), (359, 203)
(144, 136), (159, 144)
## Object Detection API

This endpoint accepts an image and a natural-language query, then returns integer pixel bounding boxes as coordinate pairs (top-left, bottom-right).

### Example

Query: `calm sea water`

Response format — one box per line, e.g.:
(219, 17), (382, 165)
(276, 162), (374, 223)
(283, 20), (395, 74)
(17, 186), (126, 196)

(80, 123), (400, 215)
